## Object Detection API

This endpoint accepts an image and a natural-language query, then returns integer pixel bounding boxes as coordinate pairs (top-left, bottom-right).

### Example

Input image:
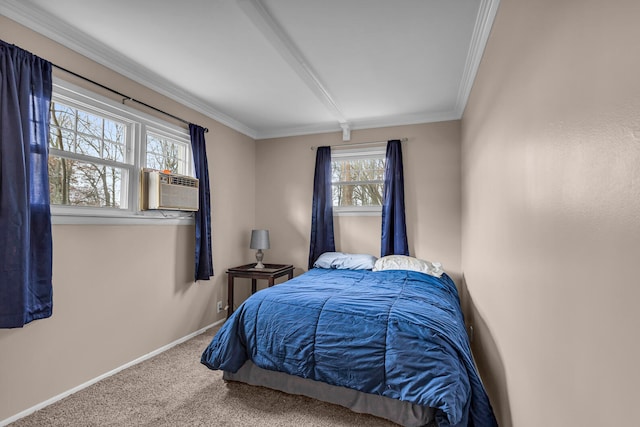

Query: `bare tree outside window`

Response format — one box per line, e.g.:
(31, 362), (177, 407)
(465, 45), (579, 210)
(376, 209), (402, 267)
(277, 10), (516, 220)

(145, 133), (188, 175)
(331, 157), (385, 207)
(48, 101), (126, 208)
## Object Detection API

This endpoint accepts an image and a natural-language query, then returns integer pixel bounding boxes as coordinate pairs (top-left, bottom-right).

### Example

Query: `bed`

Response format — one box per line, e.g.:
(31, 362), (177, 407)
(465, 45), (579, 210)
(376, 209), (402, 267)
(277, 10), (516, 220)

(201, 255), (498, 427)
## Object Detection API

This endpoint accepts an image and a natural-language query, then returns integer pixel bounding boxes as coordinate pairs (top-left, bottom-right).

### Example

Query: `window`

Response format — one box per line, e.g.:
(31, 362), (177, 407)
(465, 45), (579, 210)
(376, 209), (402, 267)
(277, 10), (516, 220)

(48, 80), (194, 223)
(49, 101), (131, 208)
(331, 144), (386, 215)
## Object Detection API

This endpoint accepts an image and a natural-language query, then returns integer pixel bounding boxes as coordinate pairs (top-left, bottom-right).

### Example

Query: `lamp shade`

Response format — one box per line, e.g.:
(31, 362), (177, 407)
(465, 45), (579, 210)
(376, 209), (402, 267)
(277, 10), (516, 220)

(250, 229), (270, 250)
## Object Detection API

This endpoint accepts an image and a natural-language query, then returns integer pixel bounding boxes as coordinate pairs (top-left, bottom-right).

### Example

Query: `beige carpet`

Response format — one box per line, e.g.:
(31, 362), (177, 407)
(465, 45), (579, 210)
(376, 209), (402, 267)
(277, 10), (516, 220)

(9, 327), (398, 426)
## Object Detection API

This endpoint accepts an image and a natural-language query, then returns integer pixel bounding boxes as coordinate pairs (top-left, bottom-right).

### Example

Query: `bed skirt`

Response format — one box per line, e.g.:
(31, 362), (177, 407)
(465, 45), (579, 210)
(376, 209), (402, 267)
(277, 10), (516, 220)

(223, 360), (436, 427)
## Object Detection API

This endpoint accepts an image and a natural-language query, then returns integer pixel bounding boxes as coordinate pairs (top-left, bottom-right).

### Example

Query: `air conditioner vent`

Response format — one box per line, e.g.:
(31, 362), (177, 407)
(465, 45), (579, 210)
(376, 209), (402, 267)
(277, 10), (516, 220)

(163, 174), (198, 188)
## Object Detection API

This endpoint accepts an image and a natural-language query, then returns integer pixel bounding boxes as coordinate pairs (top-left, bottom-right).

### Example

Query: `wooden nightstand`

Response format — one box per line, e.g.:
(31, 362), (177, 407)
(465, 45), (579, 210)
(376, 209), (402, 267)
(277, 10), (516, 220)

(226, 263), (294, 318)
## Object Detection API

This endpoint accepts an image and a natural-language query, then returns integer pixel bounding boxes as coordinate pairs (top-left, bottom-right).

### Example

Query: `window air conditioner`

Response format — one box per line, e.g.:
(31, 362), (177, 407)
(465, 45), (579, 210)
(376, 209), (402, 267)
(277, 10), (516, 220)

(141, 169), (199, 211)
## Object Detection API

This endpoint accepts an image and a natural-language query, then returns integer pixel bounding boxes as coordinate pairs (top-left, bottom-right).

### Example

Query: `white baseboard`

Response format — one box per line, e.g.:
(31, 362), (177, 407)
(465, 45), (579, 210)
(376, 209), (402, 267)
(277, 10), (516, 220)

(0, 320), (223, 427)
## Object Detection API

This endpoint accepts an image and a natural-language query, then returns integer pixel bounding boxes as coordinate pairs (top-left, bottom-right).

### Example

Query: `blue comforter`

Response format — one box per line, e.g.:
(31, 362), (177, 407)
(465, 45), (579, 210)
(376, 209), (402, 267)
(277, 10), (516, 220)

(201, 268), (497, 427)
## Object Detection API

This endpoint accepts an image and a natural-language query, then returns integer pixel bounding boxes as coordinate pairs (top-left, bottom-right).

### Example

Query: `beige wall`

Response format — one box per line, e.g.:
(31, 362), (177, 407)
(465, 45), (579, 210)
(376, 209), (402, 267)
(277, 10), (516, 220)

(255, 121), (462, 284)
(462, 0), (640, 426)
(11, 0), (640, 424)
(0, 16), (256, 421)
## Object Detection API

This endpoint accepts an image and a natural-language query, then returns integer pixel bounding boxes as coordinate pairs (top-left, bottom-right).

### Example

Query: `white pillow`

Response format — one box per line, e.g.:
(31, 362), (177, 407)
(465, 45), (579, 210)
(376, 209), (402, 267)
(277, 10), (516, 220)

(313, 252), (345, 269)
(313, 252), (378, 270)
(373, 255), (444, 277)
(333, 253), (377, 270)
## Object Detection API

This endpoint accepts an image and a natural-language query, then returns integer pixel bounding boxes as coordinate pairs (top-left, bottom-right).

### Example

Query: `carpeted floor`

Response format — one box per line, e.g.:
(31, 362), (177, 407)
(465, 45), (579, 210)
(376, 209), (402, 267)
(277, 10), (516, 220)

(9, 327), (398, 426)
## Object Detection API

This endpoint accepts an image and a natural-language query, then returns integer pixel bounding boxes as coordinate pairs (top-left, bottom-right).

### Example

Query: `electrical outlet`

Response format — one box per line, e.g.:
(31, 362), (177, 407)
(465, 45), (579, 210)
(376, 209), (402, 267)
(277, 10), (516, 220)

(217, 301), (223, 313)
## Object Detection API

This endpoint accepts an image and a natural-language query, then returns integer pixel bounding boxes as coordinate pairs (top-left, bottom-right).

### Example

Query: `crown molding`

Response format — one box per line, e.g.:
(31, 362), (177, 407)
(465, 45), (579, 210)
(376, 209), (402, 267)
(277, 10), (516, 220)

(454, 0), (501, 117)
(0, 0), (259, 139)
(254, 109), (460, 140)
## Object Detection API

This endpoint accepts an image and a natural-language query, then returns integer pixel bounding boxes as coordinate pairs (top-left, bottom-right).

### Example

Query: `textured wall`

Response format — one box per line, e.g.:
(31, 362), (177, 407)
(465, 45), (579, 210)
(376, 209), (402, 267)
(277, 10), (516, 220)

(461, 0), (640, 425)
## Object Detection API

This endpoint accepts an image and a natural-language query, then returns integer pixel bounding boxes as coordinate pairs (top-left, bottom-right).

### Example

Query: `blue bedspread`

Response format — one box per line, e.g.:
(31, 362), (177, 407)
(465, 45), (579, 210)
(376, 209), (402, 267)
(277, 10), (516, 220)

(201, 268), (497, 427)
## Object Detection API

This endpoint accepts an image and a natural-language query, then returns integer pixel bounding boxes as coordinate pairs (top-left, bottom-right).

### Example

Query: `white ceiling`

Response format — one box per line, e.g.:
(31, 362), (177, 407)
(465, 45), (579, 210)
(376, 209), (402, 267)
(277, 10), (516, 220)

(0, 0), (499, 139)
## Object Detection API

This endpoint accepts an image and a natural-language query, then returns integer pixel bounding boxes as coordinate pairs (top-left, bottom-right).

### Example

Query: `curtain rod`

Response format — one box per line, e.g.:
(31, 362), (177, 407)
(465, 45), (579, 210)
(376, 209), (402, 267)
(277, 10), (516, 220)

(52, 64), (208, 133)
(310, 138), (407, 150)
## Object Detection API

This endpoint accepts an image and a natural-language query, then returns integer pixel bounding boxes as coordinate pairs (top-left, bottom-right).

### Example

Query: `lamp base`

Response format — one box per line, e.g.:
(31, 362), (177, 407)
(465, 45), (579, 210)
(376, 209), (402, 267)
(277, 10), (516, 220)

(255, 249), (265, 269)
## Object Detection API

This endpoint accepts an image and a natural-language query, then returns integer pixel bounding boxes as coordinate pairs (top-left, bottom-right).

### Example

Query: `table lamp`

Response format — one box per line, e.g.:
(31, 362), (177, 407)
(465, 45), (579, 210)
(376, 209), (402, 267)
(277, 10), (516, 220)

(250, 229), (270, 268)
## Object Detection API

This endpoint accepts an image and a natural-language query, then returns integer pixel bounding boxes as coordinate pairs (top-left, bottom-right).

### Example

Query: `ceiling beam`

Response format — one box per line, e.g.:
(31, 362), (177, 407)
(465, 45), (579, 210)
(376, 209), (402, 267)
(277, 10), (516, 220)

(238, 0), (350, 137)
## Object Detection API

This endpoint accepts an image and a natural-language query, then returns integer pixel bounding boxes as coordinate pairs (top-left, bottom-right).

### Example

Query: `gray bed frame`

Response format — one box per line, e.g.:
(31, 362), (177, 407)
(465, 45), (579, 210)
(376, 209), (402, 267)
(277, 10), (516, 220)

(223, 360), (437, 427)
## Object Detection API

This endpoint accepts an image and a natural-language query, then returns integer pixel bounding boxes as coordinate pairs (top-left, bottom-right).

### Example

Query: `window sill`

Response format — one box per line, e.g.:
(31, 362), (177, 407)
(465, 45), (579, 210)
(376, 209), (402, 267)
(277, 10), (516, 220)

(333, 207), (382, 217)
(51, 208), (196, 225)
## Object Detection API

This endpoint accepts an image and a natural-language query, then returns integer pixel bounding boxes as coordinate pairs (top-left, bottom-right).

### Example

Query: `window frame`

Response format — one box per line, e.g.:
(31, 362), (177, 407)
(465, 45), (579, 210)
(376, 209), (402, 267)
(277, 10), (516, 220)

(49, 79), (195, 225)
(331, 144), (386, 216)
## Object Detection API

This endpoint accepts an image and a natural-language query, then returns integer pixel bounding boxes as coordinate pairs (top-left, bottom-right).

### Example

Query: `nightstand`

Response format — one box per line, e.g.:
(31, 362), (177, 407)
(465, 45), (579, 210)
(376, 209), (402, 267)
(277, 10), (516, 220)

(226, 263), (294, 318)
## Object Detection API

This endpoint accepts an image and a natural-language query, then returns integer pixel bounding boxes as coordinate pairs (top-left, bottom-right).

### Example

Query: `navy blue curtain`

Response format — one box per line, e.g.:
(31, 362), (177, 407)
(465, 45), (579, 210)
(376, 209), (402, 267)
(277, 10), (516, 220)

(0, 41), (53, 328)
(308, 146), (335, 269)
(189, 124), (214, 281)
(381, 139), (409, 257)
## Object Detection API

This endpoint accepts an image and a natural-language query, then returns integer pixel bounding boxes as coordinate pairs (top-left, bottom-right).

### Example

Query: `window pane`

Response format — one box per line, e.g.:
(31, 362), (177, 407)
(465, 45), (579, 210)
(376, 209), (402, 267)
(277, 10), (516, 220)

(50, 103), (75, 131)
(49, 128), (75, 151)
(103, 140), (125, 162)
(103, 120), (125, 144)
(49, 101), (129, 162)
(146, 152), (166, 171)
(76, 134), (101, 158)
(146, 134), (163, 155)
(77, 110), (104, 138)
(332, 183), (383, 207)
(48, 156), (125, 208)
(145, 133), (188, 175)
(331, 155), (385, 207)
